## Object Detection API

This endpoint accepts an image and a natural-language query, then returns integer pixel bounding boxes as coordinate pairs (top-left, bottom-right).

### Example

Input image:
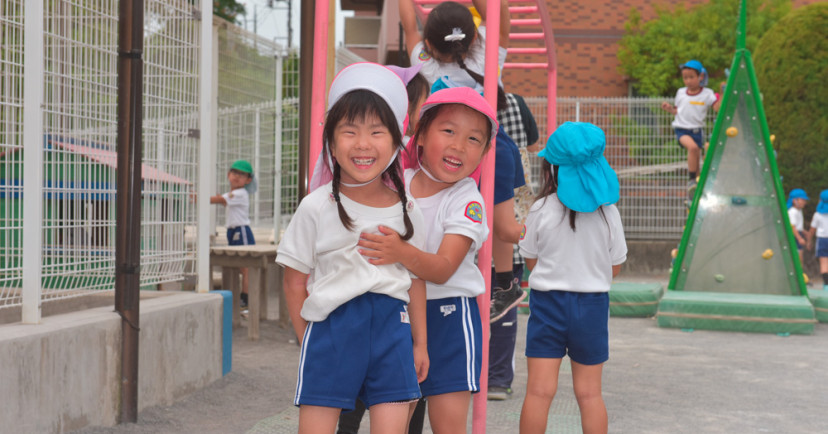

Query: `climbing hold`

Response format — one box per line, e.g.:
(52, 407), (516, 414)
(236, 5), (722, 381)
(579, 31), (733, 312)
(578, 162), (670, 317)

(715, 274), (725, 283)
(726, 127), (738, 137)
(804, 274), (810, 284)
(671, 248), (678, 259)
(731, 196), (747, 205)
(762, 249), (773, 260)
(770, 134), (776, 143)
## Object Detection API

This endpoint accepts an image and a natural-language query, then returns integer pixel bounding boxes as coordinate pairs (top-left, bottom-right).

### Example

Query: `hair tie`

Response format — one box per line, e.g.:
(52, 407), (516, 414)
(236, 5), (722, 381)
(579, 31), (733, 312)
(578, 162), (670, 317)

(444, 27), (466, 42)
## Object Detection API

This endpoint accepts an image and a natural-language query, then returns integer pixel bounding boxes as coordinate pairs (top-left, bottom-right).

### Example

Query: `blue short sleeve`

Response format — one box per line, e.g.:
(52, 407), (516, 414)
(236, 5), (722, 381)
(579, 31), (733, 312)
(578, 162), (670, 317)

(494, 126), (526, 205)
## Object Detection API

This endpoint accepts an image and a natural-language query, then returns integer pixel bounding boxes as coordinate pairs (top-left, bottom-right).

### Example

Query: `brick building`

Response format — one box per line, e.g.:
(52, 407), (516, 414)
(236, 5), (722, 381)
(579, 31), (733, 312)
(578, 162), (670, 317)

(501, 0), (819, 97)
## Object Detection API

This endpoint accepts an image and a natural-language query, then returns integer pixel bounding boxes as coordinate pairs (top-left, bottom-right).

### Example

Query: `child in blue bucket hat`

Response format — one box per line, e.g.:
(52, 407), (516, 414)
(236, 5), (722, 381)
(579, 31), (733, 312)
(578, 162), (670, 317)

(808, 189), (828, 290)
(787, 188), (809, 265)
(518, 122), (627, 432)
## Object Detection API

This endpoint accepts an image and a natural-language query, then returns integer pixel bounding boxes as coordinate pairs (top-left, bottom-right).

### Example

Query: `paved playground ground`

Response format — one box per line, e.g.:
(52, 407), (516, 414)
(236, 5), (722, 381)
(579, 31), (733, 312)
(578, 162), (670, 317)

(74, 277), (828, 434)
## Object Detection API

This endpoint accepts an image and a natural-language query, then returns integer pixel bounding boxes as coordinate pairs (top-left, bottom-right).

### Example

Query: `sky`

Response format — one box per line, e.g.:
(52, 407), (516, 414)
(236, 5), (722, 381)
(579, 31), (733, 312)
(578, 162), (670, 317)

(236, 0), (352, 49)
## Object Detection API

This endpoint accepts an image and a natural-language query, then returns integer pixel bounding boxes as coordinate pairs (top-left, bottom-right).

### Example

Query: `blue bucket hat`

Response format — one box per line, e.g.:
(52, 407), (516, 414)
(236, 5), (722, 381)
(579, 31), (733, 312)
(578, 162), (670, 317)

(679, 59), (708, 87)
(817, 189), (828, 214)
(786, 188), (809, 209)
(538, 122), (619, 213)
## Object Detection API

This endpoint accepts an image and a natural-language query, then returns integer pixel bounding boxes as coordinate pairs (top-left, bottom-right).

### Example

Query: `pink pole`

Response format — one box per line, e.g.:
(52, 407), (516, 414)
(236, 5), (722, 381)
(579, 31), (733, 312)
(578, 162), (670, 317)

(308, 0), (330, 180)
(472, 0), (501, 431)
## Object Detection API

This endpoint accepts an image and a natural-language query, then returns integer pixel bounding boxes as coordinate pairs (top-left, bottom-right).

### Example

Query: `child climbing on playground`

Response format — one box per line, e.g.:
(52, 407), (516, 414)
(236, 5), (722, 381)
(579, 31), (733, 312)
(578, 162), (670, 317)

(210, 159), (256, 308)
(276, 63), (429, 433)
(661, 60), (722, 198)
(787, 188), (809, 268)
(518, 122), (627, 434)
(807, 190), (828, 290)
(357, 87), (498, 432)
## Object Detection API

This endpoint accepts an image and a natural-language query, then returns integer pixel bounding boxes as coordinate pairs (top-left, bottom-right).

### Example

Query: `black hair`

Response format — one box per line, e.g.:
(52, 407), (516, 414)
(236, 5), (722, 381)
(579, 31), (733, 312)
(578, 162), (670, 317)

(229, 168), (252, 179)
(422, 1), (507, 110)
(406, 73), (430, 136)
(406, 103), (494, 165)
(322, 89), (414, 240)
(536, 160), (610, 231)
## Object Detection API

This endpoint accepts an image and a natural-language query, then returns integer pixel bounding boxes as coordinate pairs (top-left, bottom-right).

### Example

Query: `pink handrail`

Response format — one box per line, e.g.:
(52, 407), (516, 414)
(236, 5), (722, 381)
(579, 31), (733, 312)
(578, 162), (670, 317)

(308, 0), (329, 182)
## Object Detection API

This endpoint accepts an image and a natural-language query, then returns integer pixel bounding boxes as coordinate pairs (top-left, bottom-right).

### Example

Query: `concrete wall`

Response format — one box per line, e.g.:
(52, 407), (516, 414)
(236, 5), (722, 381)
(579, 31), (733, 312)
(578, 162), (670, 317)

(0, 292), (223, 434)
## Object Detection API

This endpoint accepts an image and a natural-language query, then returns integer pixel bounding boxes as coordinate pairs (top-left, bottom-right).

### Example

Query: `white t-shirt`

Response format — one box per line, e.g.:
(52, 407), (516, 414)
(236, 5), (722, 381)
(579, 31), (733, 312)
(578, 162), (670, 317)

(811, 212), (828, 238)
(410, 26), (508, 91)
(222, 188), (250, 227)
(276, 182), (426, 322)
(788, 207), (804, 232)
(672, 87), (718, 129)
(405, 169), (489, 299)
(519, 194), (627, 293)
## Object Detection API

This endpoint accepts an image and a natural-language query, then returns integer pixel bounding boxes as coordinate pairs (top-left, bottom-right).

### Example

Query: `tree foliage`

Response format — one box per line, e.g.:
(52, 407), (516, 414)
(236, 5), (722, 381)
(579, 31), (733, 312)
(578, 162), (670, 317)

(754, 2), (828, 216)
(214, 0), (246, 24)
(618, 0), (791, 96)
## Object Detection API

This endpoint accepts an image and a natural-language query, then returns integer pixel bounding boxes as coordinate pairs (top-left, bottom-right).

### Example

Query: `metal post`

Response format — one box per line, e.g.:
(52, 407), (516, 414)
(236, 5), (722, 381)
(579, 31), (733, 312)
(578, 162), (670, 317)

(115, 0), (144, 423)
(254, 108), (261, 226)
(197, 0), (214, 293)
(273, 53), (284, 243)
(298, 0), (314, 197)
(22, 0), (44, 324)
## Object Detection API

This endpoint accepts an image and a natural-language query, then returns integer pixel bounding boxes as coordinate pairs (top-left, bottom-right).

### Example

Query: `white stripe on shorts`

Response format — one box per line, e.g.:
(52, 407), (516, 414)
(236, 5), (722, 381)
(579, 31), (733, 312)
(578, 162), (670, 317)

(295, 322), (313, 405)
(461, 297), (477, 391)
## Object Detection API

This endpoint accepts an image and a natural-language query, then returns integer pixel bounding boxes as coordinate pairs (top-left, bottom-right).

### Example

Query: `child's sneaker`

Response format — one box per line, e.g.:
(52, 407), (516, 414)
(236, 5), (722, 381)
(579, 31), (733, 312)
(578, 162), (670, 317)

(487, 386), (513, 401)
(687, 179), (698, 201)
(490, 279), (527, 323)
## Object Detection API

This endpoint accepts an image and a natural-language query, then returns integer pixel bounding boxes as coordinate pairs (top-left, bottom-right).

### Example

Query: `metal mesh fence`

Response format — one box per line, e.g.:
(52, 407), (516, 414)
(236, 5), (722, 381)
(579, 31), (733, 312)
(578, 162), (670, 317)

(524, 96), (717, 240)
(0, 0), (24, 306)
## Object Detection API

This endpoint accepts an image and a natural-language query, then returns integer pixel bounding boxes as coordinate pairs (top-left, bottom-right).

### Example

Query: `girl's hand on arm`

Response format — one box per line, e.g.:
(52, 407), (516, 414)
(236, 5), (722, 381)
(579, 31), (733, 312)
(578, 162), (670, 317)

(283, 267), (310, 342)
(399, 0), (421, 55)
(360, 227), (473, 284)
(408, 278), (429, 382)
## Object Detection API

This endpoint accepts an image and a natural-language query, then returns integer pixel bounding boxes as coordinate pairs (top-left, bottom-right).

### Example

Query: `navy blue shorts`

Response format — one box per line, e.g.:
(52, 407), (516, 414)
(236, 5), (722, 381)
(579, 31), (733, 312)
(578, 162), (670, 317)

(525, 290), (609, 366)
(227, 225), (255, 245)
(419, 297), (482, 397)
(295, 292), (421, 410)
(796, 230), (806, 250)
(674, 127), (704, 149)
(494, 126), (526, 205)
(817, 237), (828, 258)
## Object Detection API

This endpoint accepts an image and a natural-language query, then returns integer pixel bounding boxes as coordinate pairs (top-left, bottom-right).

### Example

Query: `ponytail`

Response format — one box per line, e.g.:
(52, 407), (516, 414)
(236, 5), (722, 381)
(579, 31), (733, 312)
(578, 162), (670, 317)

(387, 161), (414, 241)
(331, 163), (355, 231)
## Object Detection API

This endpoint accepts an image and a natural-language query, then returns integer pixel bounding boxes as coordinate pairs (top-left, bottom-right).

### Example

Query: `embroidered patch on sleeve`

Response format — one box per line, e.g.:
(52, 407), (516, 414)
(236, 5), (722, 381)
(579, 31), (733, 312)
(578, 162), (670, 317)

(464, 201), (483, 223)
(418, 50), (431, 61)
(519, 225), (526, 240)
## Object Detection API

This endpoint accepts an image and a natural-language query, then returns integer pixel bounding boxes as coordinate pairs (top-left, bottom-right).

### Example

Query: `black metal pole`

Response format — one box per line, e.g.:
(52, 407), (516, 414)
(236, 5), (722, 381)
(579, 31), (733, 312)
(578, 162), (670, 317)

(115, 0), (144, 423)
(298, 0), (314, 198)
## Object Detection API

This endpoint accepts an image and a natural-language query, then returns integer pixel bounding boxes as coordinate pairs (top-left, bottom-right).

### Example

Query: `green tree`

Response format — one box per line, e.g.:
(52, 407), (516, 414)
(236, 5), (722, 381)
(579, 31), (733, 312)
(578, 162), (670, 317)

(618, 0), (791, 96)
(754, 3), (828, 216)
(214, 0), (246, 23)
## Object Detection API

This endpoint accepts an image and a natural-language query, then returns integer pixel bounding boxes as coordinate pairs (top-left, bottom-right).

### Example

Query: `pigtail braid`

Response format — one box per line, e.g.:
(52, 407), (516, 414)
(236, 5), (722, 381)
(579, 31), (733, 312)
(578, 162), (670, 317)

(387, 164), (414, 241)
(332, 163), (355, 231)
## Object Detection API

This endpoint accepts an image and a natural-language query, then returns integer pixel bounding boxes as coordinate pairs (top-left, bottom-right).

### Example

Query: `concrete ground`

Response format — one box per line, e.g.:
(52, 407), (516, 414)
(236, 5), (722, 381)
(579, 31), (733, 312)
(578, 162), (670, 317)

(73, 277), (828, 434)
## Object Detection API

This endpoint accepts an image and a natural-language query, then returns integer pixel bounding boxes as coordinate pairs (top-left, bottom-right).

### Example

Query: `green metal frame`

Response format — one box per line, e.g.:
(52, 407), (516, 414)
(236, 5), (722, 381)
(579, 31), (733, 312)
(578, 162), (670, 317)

(668, 0), (806, 295)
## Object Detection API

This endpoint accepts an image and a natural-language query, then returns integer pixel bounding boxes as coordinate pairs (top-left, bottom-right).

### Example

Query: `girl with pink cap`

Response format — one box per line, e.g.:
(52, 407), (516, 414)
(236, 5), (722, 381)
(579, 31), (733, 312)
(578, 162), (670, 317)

(358, 87), (498, 432)
(276, 62), (428, 432)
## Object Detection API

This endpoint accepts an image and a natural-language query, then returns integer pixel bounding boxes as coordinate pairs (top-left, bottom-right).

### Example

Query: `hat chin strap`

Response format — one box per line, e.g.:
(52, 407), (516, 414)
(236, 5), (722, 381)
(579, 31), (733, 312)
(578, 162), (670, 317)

(329, 148), (400, 188)
(416, 147), (449, 184)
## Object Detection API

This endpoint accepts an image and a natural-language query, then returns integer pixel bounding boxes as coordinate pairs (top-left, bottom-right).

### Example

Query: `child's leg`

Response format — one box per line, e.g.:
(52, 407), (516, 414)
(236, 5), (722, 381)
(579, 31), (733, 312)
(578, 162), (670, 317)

(519, 357), (562, 434)
(571, 360), (607, 434)
(820, 257), (828, 286)
(678, 135), (702, 177)
(368, 401), (411, 434)
(426, 391), (471, 433)
(299, 405), (341, 433)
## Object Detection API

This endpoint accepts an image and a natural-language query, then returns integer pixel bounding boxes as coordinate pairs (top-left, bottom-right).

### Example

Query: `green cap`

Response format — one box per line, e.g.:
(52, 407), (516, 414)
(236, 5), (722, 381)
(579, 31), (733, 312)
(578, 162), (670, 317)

(230, 160), (253, 176)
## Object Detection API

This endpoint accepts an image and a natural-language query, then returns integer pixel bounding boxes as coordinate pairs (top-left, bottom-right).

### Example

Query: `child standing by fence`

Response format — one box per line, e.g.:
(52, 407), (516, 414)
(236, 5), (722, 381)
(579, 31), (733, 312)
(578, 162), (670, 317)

(277, 63), (428, 432)
(210, 160), (256, 307)
(518, 122), (628, 434)
(661, 60), (721, 198)
(358, 87), (498, 432)
(787, 188), (810, 268)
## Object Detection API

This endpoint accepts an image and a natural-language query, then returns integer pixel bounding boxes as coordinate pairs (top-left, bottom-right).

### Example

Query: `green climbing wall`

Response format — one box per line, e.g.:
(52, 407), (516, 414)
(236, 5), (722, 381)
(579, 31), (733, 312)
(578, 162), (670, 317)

(668, 48), (806, 296)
